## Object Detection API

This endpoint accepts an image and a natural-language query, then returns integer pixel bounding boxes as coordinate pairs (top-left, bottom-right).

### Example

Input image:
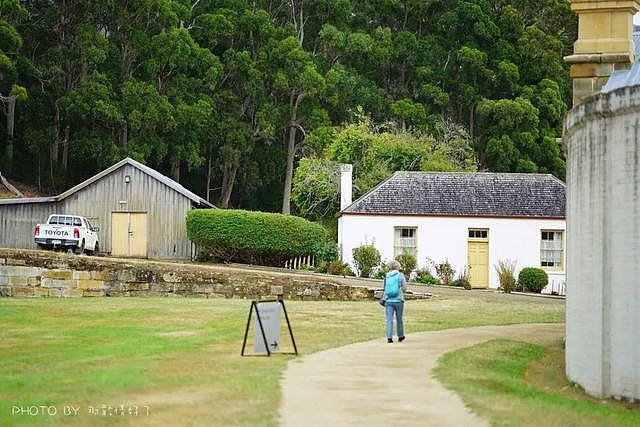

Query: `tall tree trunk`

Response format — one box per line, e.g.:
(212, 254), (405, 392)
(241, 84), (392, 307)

(282, 92), (305, 215)
(51, 105), (60, 186)
(171, 159), (180, 182)
(220, 160), (238, 209)
(282, 119), (297, 215)
(206, 149), (212, 203)
(4, 95), (16, 175)
(61, 124), (70, 171)
(120, 122), (128, 149)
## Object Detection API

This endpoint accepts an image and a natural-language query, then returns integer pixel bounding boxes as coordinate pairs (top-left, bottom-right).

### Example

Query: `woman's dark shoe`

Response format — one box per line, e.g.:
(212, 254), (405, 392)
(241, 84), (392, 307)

(398, 336), (406, 342)
(387, 338), (393, 343)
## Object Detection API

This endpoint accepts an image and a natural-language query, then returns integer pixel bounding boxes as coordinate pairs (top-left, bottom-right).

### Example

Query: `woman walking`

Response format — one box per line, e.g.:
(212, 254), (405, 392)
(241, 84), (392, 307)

(382, 260), (407, 343)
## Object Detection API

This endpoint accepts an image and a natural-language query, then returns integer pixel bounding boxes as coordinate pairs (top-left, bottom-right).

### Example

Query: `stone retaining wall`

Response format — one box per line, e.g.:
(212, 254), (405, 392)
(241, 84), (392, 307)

(0, 249), (429, 301)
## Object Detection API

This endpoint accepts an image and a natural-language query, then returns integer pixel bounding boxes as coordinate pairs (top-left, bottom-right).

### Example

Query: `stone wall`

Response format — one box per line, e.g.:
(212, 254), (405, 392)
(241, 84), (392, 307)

(0, 249), (426, 301)
(563, 85), (640, 400)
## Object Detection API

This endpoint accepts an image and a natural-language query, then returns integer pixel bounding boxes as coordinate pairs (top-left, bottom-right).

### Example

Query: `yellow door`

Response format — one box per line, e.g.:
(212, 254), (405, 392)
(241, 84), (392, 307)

(468, 241), (489, 288)
(129, 213), (147, 258)
(111, 212), (148, 258)
(111, 213), (129, 257)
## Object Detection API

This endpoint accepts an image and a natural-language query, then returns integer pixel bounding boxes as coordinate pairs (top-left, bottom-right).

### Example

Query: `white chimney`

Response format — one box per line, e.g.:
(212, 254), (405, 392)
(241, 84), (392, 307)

(339, 164), (353, 211)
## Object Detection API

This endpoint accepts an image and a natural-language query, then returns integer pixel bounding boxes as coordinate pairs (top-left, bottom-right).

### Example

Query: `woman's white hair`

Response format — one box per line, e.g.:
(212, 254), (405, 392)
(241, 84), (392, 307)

(388, 260), (401, 271)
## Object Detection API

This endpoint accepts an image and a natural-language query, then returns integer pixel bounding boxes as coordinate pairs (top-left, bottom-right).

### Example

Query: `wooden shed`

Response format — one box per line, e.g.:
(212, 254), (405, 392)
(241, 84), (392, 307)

(0, 158), (213, 259)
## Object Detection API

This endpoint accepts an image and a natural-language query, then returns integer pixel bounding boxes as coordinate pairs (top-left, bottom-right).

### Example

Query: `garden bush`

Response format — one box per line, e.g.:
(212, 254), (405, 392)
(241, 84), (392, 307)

(352, 245), (381, 278)
(452, 268), (471, 289)
(435, 260), (455, 286)
(373, 262), (390, 280)
(416, 271), (439, 284)
(326, 260), (354, 276)
(314, 241), (340, 264)
(186, 209), (328, 266)
(518, 267), (548, 293)
(394, 253), (417, 274)
(495, 259), (517, 293)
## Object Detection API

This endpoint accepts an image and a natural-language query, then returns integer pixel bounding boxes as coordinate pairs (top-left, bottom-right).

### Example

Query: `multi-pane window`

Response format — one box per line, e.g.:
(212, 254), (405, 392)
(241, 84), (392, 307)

(394, 227), (417, 257)
(468, 229), (488, 239)
(541, 231), (563, 268)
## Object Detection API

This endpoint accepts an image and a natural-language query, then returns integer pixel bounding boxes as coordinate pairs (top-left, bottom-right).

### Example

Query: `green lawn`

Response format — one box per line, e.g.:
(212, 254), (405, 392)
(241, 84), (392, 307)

(434, 339), (640, 427)
(1, 294), (564, 426)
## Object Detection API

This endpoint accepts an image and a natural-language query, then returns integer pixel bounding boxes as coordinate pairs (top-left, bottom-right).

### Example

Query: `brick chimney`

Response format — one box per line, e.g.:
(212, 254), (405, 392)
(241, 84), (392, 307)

(565, 0), (640, 105)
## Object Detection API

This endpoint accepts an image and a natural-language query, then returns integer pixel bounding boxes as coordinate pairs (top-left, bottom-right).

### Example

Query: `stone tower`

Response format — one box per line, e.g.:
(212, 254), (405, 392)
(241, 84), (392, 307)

(564, 0), (640, 401)
(565, 0), (640, 105)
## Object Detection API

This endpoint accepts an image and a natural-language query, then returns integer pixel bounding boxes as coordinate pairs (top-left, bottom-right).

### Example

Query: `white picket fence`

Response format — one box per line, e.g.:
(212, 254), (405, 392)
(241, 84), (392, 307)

(284, 255), (316, 270)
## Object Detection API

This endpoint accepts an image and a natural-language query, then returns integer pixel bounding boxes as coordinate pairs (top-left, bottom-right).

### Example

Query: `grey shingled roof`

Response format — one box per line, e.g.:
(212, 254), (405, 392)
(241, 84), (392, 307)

(342, 172), (565, 218)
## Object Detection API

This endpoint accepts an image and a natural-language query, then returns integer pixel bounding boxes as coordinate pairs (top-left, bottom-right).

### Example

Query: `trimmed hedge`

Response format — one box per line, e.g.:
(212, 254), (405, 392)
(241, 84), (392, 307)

(186, 209), (328, 266)
(518, 267), (548, 293)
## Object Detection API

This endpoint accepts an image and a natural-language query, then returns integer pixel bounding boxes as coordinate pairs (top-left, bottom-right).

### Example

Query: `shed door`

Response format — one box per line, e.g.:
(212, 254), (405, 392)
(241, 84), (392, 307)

(467, 229), (489, 288)
(111, 212), (148, 258)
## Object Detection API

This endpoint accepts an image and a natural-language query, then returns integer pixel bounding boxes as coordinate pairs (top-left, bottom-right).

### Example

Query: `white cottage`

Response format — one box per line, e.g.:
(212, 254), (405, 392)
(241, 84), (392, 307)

(337, 169), (566, 292)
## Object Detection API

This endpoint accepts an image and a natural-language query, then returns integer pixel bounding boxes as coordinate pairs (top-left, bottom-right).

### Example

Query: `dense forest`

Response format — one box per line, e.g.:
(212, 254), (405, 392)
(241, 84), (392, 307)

(0, 0), (576, 215)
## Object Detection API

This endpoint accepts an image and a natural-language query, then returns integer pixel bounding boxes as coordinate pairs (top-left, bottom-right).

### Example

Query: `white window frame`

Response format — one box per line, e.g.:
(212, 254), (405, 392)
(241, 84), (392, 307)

(394, 227), (417, 257)
(540, 230), (564, 270)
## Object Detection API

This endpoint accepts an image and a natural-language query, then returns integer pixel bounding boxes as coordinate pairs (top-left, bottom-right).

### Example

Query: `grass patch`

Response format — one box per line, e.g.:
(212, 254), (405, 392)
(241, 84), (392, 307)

(1, 294), (563, 426)
(434, 339), (640, 427)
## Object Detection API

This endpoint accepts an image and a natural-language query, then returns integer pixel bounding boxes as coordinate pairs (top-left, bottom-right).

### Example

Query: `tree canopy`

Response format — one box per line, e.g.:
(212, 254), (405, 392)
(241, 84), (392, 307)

(0, 0), (575, 214)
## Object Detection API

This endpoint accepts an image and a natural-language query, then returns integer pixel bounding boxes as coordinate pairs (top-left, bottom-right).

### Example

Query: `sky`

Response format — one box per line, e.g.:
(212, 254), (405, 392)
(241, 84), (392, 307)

(636, 13), (640, 25)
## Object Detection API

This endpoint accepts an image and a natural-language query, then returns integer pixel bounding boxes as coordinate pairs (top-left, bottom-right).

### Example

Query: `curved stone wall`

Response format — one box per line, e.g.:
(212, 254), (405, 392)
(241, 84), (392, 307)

(564, 85), (640, 400)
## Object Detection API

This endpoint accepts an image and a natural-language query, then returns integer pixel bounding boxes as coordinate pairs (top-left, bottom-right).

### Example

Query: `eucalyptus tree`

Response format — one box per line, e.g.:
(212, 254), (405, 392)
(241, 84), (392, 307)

(0, 0), (28, 174)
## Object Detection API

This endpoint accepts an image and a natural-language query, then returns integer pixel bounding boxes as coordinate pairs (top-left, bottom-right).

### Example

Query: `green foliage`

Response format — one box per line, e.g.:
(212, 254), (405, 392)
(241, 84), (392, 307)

(518, 267), (548, 293)
(291, 157), (340, 219)
(186, 209), (328, 266)
(294, 118), (477, 220)
(0, 0), (571, 211)
(435, 260), (455, 286)
(314, 241), (340, 264)
(373, 262), (391, 280)
(416, 271), (439, 285)
(451, 268), (471, 290)
(325, 260), (355, 276)
(352, 245), (381, 278)
(495, 259), (517, 293)
(394, 253), (417, 274)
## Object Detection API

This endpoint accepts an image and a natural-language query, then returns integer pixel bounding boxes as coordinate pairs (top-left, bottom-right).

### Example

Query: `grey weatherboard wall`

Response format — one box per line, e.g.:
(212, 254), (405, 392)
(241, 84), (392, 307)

(0, 201), (60, 250)
(0, 158), (212, 259)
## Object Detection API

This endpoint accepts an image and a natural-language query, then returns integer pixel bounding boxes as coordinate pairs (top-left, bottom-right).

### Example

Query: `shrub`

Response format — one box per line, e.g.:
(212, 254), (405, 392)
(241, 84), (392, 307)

(452, 268), (471, 289)
(352, 245), (381, 278)
(314, 241), (340, 264)
(327, 260), (354, 276)
(435, 260), (455, 286)
(416, 270), (439, 284)
(394, 253), (417, 274)
(518, 267), (548, 293)
(186, 209), (328, 266)
(495, 259), (517, 293)
(373, 262), (390, 280)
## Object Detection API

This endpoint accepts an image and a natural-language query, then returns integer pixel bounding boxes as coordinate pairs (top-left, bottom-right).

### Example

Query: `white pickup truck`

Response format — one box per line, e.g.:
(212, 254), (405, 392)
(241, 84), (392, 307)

(34, 214), (100, 255)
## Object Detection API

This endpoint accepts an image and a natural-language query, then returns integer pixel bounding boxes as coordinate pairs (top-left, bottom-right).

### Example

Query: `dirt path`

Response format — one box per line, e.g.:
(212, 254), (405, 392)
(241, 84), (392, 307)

(280, 323), (564, 427)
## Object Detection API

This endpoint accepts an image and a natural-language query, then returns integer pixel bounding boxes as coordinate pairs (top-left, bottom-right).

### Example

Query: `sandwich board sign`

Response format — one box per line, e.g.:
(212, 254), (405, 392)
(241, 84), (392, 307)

(253, 302), (280, 353)
(241, 298), (298, 357)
